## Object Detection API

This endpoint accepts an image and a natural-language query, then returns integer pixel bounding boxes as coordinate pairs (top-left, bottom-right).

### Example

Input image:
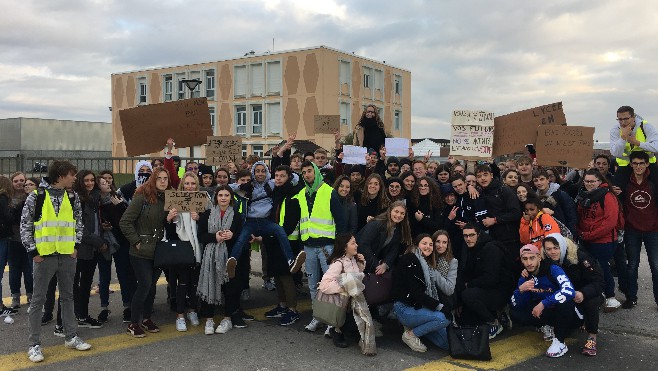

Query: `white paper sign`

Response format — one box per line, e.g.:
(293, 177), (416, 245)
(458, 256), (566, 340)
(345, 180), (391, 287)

(385, 138), (410, 157)
(449, 110), (495, 158)
(342, 145), (367, 165)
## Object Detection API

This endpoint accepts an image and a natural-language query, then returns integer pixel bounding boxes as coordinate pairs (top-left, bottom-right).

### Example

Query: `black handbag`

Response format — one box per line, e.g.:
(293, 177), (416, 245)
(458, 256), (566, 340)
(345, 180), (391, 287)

(362, 271), (393, 306)
(153, 240), (195, 268)
(448, 325), (492, 361)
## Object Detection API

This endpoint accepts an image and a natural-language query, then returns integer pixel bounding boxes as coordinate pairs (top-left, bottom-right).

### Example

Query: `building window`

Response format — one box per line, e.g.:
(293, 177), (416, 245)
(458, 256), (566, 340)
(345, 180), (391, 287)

(266, 61), (282, 95)
(253, 145), (264, 158)
(339, 60), (351, 85)
(363, 66), (372, 88)
(242, 145), (247, 158)
(137, 77), (147, 104)
(394, 74), (402, 95)
(394, 110), (401, 131)
(234, 65), (247, 97)
(209, 106), (216, 134)
(266, 102), (281, 134)
(176, 73), (186, 100)
(374, 69), (384, 93)
(189, 71), (201, 98)
(252, 105), (263, 134)
(250, 63), (264, 96)
(340, 102), (351, 130)
(235, 106), (246, 135)
(163, 75), (173, 101)
(205, 69), (215, 99)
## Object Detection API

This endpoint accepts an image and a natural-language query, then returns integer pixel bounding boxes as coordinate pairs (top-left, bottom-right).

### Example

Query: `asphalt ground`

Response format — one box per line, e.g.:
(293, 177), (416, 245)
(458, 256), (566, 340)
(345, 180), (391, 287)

(1, 250), (657, 371)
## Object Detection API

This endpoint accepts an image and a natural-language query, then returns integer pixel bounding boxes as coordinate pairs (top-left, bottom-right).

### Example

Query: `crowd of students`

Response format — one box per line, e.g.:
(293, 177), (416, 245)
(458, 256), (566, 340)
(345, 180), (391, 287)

(2, 105), (657, 363)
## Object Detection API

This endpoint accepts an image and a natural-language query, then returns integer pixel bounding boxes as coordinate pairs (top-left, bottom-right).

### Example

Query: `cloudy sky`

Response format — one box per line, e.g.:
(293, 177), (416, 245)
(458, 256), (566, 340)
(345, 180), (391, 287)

(1, 0), (656, 142)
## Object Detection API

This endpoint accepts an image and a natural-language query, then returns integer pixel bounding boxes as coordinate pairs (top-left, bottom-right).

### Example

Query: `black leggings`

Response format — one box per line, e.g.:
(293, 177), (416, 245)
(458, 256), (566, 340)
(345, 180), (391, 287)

(130, 255), (162, 324)
(510, 300), (582, 342)
(578, 296), (601, 334)
(73, 258), (97, 319)
(169, 265), (198, 314)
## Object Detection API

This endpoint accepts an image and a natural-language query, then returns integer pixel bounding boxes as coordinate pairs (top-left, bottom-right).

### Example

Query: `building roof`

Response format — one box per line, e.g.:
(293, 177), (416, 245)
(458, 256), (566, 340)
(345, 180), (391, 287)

(411, 138), (449, 146)
(113, 45), (410, 76)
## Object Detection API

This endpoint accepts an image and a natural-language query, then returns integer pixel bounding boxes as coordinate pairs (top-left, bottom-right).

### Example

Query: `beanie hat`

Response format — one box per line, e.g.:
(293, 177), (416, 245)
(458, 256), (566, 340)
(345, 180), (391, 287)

(198, 164), (214, 177)
(440, 183), (455, 195)
(387, 157), (401, 167)
(385, 177), (403, 188)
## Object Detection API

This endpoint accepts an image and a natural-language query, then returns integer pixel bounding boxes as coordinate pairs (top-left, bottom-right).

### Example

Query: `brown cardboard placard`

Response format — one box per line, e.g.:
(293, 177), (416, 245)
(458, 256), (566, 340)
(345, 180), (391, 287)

(535, 126), (595, 169)
(449, 110), (495, 159)
(119, 98), (212, 156)
(206, 136), (242, 166)
(493, 102), (566, 157)
(313, 115), (340, 134)
(164, 191), (209, 213)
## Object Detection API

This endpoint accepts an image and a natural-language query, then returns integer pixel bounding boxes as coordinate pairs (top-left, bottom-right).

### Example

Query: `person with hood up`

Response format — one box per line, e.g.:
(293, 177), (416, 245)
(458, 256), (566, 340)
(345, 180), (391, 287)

(118, 161), (152, 204)
(226, 161), (305, 279)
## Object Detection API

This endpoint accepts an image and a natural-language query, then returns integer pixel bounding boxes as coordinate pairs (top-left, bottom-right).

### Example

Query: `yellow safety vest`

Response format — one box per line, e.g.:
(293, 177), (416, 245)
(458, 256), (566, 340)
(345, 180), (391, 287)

(295, 183), (336, 241)
(279, 198), (300, 241)
(33, 190), (76, 256)
(617, 121), (657, 166)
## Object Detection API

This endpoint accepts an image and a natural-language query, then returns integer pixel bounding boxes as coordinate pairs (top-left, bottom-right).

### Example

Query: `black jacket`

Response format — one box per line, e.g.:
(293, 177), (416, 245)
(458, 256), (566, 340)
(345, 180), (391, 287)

(391, 253), (441, 310)
(459, 232), (508, 293)
(0, 194), (12, 238)
(78, 189), (106, 260)
(408, 195), (444, 237)
(356, 195), (386, 231)
(356, 219), (402, 273)
(479, 179), (521, 243)
(559, 248), (604, 301)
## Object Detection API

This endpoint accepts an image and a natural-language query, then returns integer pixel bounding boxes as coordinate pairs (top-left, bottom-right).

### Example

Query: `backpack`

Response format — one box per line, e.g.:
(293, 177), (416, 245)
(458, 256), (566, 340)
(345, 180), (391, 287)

(597, 193), (625, 231)
(537, 213), (573, 240)
(34, 187), (77, 222)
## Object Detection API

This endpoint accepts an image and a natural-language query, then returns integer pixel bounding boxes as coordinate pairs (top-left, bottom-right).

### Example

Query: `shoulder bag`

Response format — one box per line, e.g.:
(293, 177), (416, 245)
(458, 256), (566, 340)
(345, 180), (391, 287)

(448, 325), (492, 361)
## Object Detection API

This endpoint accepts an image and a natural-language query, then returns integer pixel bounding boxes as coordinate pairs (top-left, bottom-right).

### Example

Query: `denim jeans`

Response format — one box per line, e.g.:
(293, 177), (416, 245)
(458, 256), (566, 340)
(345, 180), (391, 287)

(625, 229), (658, 304)
(393, 301), (450, 350)
(8, 239), (33, 296)
(304, 244), (333, 298)
(0, 238), (8, 301)
(113, 242), (137, 307)
(584, 241), (618, 298)
(230, 218), (293, 262)
(614, 240), (629, 294)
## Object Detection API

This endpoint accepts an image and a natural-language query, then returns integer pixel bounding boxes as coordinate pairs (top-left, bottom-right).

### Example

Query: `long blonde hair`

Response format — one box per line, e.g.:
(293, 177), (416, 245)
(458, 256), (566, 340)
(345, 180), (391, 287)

(374, 200), (412, 248)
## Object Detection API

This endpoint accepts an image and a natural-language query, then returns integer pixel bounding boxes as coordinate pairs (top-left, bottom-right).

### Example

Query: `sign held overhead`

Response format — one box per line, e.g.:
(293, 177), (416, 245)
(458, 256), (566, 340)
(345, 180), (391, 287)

(535, 125), (595, 169)
(449, 110), (495, 159)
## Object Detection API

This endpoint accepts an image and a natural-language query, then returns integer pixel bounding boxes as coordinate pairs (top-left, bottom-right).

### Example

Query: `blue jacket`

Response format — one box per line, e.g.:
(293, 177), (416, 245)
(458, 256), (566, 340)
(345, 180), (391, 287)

(511, 262), (575, 309)
(230, 161), (297, 219)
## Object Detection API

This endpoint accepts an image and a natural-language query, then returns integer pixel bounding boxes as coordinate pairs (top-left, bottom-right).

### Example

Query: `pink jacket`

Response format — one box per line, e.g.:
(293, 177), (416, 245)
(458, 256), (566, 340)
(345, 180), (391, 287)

(319, 255), (365, 294)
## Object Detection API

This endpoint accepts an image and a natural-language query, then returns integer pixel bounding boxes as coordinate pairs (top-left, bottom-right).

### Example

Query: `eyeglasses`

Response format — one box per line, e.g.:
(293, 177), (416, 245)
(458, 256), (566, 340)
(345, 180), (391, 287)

(631, 162), (648, 167)
(463, 233), (477, 239)
(617, 116), (633, 122)
(366, 110), (375, 114)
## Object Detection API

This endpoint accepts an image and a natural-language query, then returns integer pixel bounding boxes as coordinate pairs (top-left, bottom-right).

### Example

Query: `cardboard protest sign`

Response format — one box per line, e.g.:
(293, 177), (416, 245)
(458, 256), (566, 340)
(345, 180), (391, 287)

(314, 115), (340, 134)
(449, 110), (495, 159)
(385, 138), (410, 157)
(535, 126), (594, 169)
(342, 145), (367, 165)
(493, 102), (566, 156)
(119, 98), (212, 156)
(164, 191), (209, 213)
(206, 136), (242, 166)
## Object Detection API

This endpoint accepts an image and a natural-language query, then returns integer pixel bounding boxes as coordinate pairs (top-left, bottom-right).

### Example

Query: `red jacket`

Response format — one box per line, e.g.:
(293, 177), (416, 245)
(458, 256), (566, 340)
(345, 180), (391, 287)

(577, 185), (618, 243)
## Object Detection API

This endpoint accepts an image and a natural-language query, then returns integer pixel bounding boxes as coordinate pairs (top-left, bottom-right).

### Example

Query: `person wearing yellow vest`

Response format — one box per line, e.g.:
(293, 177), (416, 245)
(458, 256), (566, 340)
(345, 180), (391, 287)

(610, 106), (658, 167)
(297, 161), (348, 333)
(20, 160), (91, 363)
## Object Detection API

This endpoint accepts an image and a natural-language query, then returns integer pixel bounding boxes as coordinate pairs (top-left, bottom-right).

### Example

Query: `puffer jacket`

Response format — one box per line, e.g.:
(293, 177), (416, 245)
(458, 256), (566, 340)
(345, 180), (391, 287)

(119, 192), (168, 260)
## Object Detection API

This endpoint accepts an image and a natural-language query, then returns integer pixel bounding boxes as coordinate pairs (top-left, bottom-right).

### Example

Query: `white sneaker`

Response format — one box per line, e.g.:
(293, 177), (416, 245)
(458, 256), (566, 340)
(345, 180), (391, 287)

(604, 297), (621, 312)
(546, 338), (568, 357)
(324, 326), (333, 338)
(204, 319), (215, 335)
(305, 318), (321, 332)
(402, 330), (427, 352)
(176, 317), (187, 332)
(187, 312), (200, 326)
(28, 345), (44, 363)
(541, 325), (555, 342)
(64, 336), (92, 351)
(215, 318), (232, 334)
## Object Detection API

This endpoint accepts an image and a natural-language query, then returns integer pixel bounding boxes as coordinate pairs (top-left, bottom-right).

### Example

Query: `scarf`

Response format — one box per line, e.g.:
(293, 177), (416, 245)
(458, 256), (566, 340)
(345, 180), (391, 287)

(414, 249), (440, 301)
(196, 206), (234, 305)
(305, 163), (324, 197)
(339, 270), (376, 355)
(576, 186), (608, 209)
(435, 256), (451, 278)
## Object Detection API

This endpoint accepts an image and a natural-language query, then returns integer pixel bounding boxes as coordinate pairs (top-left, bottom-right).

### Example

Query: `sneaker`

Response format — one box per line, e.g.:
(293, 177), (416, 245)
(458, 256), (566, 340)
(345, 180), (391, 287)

(11, 295), (21, 309)
(41, 313), (54, 326)
(546, 338), (568, 357)
(231, 314), (247, 328)
(240, 289), (250, 301)
(289, 251), (306, 274)
(65, 336), (92, 351)
(262, 278), (276, 291)
(402, 330), (427, 352)
(98, 309), (110, 324)
(541, 325), (555, 342)
(279, 310), (300, 326)
(305, 318), (321, 332)
(141, 319), (160, 333)
(581, 337), (597, 356)
(176, 317), (187, 332)
(28, 345), (44, 363)
(122, 308), (131, 323)
(204, 319), (215, 335)
(226, 257), (237, 279)
(324, 326), (333, 338)
(215, 318), (232, 334)
(0, 306), (18, 317)
(500, 305), (513, 329)
(78, 316), (104, 329)
(53, 325), (65, 338)
(236, 309), (254, 321)
(187, 312), (200, 326)
(265, 305), (288, 318)
(127, 323), (146, 338)
(622, 299), (637, 309)
(488, 322), (503, 339)
(604, 297), (622, 312)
